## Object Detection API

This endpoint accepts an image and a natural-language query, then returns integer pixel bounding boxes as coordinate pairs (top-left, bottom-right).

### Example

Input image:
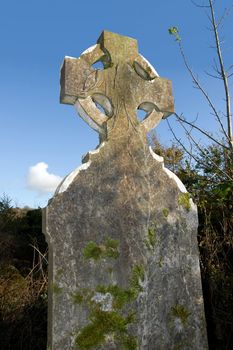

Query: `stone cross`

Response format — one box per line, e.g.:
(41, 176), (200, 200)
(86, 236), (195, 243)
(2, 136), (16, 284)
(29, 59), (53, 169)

(60, 30), (174, 140)
(43, 31), (208, 350)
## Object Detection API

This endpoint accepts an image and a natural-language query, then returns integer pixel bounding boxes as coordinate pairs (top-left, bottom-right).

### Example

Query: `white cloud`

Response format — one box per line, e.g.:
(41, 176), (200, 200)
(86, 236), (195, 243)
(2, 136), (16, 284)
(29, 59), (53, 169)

(27, 162), (62, 194)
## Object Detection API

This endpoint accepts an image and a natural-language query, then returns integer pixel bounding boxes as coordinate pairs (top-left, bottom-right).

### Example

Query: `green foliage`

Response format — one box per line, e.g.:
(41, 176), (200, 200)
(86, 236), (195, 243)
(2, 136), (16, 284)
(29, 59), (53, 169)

(149, 133), (184, 173)
(83, 238), (120, 261)
(168, 26), (181, 41)
(0, 194), (15, 233)
(0, 265), (28, 313)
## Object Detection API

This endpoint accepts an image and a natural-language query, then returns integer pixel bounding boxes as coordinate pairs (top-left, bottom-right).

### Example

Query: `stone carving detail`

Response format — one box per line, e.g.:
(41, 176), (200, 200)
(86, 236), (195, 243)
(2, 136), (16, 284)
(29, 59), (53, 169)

(43, 31), (208, 350)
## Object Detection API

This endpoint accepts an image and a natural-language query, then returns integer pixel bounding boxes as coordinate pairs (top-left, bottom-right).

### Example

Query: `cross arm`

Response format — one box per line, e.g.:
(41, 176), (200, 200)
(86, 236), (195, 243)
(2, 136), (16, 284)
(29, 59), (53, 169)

(60, 44), (105, 104)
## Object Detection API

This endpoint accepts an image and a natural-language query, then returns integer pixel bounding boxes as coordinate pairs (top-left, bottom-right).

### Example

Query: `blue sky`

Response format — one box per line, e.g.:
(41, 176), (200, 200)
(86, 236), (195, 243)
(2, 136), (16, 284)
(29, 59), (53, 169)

(0, 0), (232, 208)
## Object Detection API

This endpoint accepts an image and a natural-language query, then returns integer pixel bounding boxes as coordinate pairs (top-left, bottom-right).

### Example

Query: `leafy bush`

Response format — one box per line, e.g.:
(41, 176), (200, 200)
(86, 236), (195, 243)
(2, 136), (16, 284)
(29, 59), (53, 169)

(0, 197), (48, 350)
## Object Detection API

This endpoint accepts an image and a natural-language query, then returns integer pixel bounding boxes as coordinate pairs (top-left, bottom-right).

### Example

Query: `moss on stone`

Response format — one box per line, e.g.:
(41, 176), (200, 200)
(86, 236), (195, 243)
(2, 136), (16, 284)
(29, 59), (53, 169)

(76, 229), (144, 349)
(178, 193), (191, 212)
(96, 284), (134, 309)
(95, 263), (144, 309)
(121, 335), (138, 350)
(56, 268), (64, 277)
(130, 264), (145, 297)
(74, 263), (144, 349)
(83, 238), (120, 261)
(145, 226), (157, 250)
(106, 267), (113, 274)
(174, 345), (184, 350)
(83, 241), (102, 260)
(104, 237), (120, 259)
(72, 292), (84, 304)
(171, 304), (190, 325)
(157, 257), (164, 268)
(75, 308), (137, 350)
(52, 282), (63, 295)
(162, 208), (169, 217)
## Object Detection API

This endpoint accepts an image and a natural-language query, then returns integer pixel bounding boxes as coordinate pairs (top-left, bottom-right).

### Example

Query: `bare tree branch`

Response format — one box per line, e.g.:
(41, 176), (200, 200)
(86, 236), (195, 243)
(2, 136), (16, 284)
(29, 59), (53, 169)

(173, 112), (229, 149)
(205, 70), (223, 80)
(177, 40), (230, 142)
(209, 0), (233, 148)
(216, 5), (233, 28)
(166, 119), (200, 164)
(191, 0), (210, 8)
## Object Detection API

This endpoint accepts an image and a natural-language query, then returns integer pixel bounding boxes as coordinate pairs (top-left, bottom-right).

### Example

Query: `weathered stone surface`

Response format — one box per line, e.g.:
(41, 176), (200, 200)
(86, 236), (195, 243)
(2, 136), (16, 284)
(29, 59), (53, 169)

(43, 31), (208, 350)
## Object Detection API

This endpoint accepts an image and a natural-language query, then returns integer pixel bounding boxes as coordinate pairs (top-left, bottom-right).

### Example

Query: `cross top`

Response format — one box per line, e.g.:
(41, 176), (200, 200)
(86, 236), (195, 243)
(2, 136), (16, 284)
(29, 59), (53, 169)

(97, 31), (138, 64)
(60, 31), (174, 140)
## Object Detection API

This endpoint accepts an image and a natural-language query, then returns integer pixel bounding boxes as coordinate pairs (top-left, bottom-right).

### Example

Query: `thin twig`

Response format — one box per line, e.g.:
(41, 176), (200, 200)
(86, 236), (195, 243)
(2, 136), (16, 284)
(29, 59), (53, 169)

(191, 0), (210, 8)
(166, 119), (200, 164)
(29, 244), (48, 264)
(173, 112), (228, 149)
(178, 40), (230, 142)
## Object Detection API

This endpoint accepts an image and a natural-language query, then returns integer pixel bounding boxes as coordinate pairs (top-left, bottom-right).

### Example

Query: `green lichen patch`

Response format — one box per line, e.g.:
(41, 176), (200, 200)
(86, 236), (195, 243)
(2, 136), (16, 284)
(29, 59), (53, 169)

(178, 193), (191, 212)
(72, 288), (92, 305)
(95, 263), (145, 309)
(144, 227), (157, 251)
(106, 267), (113, 274)
(52, 282), (63, 295)
(157, 257), (164, 268)
(56, 268), (64, 277)
(72, 292), (84, 305)
(162, 208), (169, 218)
(83, 238), (120, 261)
(171, 304), (190, 325)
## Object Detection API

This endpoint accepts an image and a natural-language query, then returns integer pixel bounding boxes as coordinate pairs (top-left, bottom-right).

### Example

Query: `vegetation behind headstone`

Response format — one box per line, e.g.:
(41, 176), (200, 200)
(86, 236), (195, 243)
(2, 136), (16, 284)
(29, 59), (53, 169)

(0, 195), (48, 350)
(151, 135), (233, 350)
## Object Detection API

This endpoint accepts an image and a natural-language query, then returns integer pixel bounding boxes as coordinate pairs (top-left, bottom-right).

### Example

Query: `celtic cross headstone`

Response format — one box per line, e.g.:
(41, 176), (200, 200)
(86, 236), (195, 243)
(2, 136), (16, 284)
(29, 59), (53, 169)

(43, 31), (208, 350)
